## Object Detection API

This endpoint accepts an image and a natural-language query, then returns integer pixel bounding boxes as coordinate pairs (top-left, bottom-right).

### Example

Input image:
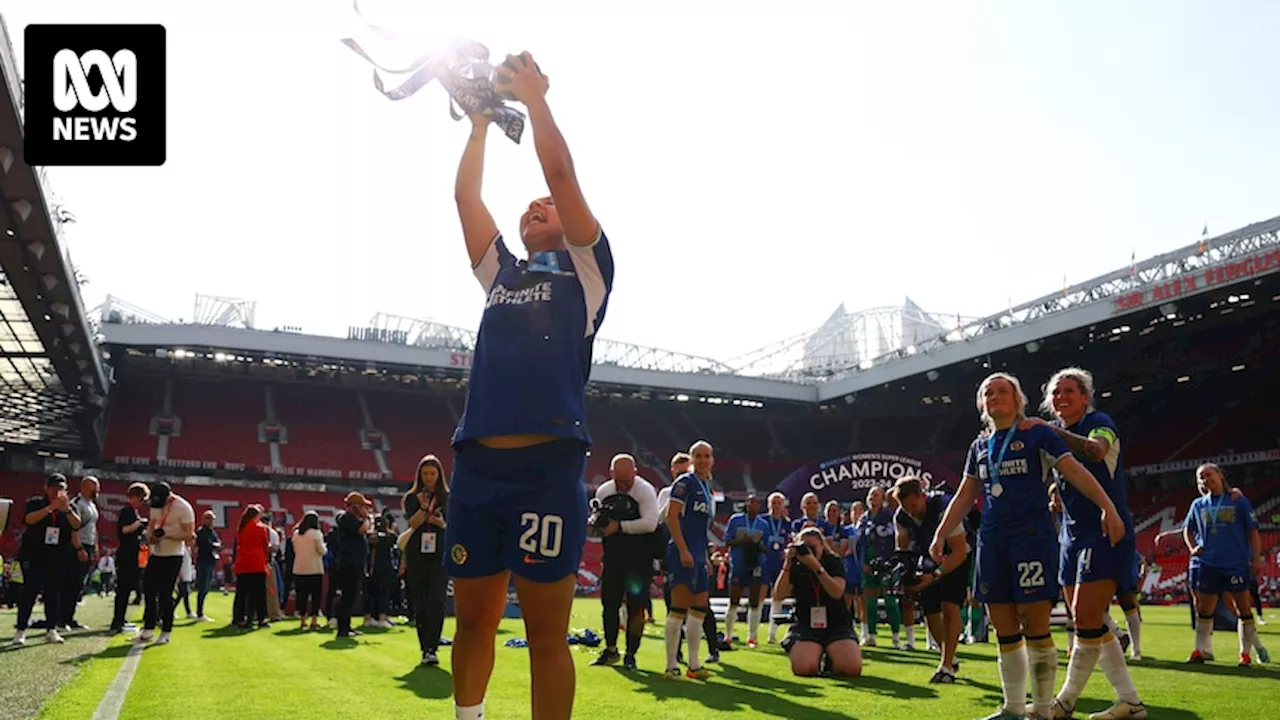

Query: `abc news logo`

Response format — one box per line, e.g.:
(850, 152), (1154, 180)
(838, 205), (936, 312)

(53, 49), (139, 142)
(24, 25), (166, 166)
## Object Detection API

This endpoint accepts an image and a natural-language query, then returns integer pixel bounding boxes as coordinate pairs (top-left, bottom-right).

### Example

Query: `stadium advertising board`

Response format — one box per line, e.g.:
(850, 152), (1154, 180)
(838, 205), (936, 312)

(775, 452), (957, 509)
(1114, 248), (1280, 313)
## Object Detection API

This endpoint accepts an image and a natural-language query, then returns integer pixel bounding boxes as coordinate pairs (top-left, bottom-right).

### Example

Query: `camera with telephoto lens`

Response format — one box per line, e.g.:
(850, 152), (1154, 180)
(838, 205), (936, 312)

(867, 550), (932, 596)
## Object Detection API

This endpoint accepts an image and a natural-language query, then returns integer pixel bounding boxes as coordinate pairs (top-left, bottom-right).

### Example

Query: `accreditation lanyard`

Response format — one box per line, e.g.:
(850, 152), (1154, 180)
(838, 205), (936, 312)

(987, 429), (1016, 498)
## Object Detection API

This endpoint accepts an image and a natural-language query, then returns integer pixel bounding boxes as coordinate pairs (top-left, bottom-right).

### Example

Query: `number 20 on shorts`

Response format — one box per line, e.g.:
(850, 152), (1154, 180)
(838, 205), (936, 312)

(519, 512), (564, 558)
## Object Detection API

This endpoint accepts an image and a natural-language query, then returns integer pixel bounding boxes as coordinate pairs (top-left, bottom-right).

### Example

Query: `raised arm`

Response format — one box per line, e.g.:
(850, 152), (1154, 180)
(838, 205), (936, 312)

(454, 115), (500, 268)
(498, 53), (599, 247)
(931, 475), (981, 561)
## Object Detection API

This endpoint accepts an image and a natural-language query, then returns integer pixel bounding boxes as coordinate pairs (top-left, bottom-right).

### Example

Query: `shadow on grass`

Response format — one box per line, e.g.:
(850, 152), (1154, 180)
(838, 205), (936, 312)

(619, 660), (928, 719)
(394, 665), (454, 700)
(1139, 656), (1280, 679)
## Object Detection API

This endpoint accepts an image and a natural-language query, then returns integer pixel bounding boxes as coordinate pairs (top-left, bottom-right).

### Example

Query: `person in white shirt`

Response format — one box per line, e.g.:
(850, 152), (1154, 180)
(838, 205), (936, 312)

(63, 476), (101, 631)
(135, 482), (195, 645)
(97, 551), (116, 597)
(588, 454), (660, 669)
(291, 512), (327, 630)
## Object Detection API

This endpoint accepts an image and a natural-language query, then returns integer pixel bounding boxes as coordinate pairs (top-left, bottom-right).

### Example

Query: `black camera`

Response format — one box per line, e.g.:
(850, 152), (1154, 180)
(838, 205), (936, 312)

(867, 550), (929, 596)
(792, 542), (812, 557)
(587, 498), (612, 534)
(152, 528), (166, 538)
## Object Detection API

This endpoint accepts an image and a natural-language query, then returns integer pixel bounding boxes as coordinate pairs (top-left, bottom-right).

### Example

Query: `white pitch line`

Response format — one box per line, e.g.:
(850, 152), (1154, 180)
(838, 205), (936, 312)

(90, 642), (146, 720)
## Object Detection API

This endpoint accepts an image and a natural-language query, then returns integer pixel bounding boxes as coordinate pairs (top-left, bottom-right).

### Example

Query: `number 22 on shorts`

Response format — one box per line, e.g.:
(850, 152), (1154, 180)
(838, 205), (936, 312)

(1017, 561), (1045, 588)
(519, 512), (564, 559)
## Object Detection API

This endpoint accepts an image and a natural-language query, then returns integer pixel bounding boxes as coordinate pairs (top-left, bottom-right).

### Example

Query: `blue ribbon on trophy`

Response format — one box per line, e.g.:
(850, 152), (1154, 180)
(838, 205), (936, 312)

(340, 2), (527, 143)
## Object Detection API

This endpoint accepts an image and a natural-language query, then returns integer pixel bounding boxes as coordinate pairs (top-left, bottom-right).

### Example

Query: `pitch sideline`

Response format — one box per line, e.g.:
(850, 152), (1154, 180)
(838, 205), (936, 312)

(90, 642), (146, 720)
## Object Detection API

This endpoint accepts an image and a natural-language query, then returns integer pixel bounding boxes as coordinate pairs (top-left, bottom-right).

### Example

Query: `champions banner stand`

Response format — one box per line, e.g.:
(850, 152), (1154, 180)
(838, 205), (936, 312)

(773, 452), (959, 510)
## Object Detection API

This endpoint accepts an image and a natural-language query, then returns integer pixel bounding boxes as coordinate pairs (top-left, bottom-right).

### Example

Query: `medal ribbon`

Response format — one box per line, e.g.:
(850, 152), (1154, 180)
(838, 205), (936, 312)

(987, 427), (1016, 494)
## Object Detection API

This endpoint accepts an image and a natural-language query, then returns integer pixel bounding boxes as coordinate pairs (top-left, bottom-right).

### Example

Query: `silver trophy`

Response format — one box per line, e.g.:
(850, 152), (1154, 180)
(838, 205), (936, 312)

(341, 2), (527, 143)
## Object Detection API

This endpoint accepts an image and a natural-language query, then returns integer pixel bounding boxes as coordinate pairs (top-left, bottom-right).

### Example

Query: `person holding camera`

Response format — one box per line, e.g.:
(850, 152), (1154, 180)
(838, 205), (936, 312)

(589, 453), (659, 670)
(776, 527), (863, 677)
(61, 476), (100, 631)
(333, 492), (373, 638)
(363, 509), (399, 628)
(893, 475), (971, 684)
(135, 482), (195, 645)
(403, 455), (450, 665)
(11, 474), (81, 645)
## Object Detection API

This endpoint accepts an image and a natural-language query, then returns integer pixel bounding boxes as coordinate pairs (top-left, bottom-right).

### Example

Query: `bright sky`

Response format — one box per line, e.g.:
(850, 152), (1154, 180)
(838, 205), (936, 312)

(5, 0), (1278, 364)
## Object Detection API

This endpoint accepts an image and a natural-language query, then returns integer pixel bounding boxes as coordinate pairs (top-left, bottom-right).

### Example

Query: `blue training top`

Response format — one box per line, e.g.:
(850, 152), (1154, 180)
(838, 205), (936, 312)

(1186, 493), (1258, 577)
(453, 231), (614, 447)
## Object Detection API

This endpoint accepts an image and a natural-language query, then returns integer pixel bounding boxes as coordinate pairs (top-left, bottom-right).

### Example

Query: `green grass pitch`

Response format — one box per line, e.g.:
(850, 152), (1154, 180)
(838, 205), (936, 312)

(1, 595), (1277, 719)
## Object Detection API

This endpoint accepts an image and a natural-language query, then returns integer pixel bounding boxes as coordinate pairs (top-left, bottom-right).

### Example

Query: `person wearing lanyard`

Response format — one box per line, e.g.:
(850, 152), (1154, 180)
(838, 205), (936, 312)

(662, 441), (717, 680)
(11, 474), (80, 646)
(723, 494), (770, 649)
(135, 482), (195, 645)
(931, 373), (1123, 720)
(1184, 463), (1266, 667)
(763, 492), (792, 645)
(775, 527), (862, 677)
(403, 455), (451, 667)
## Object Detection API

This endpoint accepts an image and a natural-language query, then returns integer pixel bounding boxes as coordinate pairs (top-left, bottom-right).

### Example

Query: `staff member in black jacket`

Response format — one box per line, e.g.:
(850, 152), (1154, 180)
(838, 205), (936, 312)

(403, 455), (450, 666)
(110, 483), (150, 634)
(333, 492), (372, 638)
(195, 510), (222, 622)
(589, 454), (659, 670)
(11, 474), (81, 645)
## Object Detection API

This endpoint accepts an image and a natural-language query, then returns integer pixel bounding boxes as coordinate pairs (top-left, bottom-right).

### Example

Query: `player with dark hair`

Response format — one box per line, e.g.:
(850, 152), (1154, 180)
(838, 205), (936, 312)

(932, 373), (1124, 720)
(1184, 463), (1265, 667)
(724, 493), (770, 648)
(1027, 367), (1145, 720)
(446, 50), (614, 720)
(859, 486), (903, 647)
(894, 475), (970, 684)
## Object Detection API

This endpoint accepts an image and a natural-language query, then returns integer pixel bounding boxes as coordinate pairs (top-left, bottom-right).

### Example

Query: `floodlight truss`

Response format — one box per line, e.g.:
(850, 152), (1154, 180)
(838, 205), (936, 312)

(811, 215), (1280, 384)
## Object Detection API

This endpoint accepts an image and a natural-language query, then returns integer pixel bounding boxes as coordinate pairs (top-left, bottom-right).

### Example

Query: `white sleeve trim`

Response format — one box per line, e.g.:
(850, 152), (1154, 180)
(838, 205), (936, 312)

(472, 232), (503, 292)
(565, 227), (607, 336)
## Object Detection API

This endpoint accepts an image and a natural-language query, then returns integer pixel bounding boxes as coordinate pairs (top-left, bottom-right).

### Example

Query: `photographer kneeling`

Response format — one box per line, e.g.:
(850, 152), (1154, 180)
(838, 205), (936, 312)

(590, 454), (659, 670)
(892, 475), (971, 684)
(776, 527), (863, 677)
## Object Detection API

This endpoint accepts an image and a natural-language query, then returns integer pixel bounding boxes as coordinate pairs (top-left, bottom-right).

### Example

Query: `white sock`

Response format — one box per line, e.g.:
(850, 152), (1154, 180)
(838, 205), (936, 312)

(998, 639), (1029, 716)
(455, 702), (484, 720)
(769, 599), (782, 637)
(1027, 638), (1058, 716)
(1097, 632), (1140, 705)
(860, 621), (869, 639)
(686, 613), (704, 669)
(1057, 635), (1101, 707)
(1195, 615), (1213, 655)
(1239, 617), (1255, 657)
(1248, 620), (1265, 652)
(724, 609), (735, 643)
(619, 605), (628, 630)
(664, 613), (684, 669)
(1125, 609), (1142, 656)
(748, 606), (762, 641)
(906, 626), (916, 646)
(1103, 613), (1120, 636)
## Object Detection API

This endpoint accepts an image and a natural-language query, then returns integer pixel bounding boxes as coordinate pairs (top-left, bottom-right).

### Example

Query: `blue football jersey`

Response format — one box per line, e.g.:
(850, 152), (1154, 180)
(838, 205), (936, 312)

(858, 506), (897, 559)
(1055, 412), (1134, 542)
(963, 424), (1070, 538)
(790, 515), (832, 539)
(668, 472), (713, 557)
(725, 512), (770, 568)
(453, 232), (614, 447)
(1186, 494), (1258, 576)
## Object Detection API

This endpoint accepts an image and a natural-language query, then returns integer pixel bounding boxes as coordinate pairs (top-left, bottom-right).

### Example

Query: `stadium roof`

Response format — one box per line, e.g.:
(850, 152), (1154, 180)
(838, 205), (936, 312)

(0, 20), (110, 455)
(98, 212), (1279, 405)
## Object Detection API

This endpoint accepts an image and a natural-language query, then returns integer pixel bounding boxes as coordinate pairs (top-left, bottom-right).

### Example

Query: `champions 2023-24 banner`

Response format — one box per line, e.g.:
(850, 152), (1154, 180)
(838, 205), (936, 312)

(773, 452), (958, 509)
